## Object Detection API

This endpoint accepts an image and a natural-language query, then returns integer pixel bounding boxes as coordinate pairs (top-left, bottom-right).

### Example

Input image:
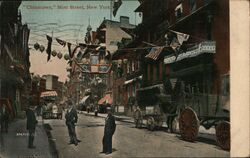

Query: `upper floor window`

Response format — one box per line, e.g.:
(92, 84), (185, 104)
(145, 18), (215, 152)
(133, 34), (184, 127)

(189, 0), (196, 12)
(132, 60), (135, 72)
(175, 3), (183, 19)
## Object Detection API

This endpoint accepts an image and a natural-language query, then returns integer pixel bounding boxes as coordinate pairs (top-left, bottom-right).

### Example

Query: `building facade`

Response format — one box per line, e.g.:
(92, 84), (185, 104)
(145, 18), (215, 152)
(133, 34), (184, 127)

(0, 1), (31, 115)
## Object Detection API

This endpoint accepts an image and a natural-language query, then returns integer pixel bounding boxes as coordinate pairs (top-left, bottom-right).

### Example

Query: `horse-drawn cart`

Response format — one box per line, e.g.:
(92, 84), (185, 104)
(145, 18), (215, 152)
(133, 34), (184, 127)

(136, 73), (230, 150)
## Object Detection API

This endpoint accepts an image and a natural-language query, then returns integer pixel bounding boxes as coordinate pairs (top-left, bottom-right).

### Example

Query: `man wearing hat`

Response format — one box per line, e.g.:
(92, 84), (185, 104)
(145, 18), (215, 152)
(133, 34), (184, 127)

(101, 107), (116, 155)
(65, 101), (80, 146)
(26, 105), (38, 149)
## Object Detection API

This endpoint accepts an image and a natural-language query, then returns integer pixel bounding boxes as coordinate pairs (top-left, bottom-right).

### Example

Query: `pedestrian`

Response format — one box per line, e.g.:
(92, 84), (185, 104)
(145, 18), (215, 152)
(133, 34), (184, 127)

(0, 104), (9, 133)
(101, 107), (116, 155)
(36, 105), (42, 117)
(65, 101), (80, 146)
(134, 106), (142, 128)
(26, 105), (38, 149)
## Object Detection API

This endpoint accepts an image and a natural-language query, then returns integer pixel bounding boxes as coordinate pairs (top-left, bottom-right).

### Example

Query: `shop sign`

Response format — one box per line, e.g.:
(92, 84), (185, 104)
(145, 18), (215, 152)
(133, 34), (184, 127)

(164, 41), (216, 64)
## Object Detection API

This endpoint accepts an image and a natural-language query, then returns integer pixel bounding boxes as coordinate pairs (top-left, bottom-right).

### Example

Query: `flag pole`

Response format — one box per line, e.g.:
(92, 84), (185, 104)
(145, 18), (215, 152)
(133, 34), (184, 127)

(110, 0), (112, 20)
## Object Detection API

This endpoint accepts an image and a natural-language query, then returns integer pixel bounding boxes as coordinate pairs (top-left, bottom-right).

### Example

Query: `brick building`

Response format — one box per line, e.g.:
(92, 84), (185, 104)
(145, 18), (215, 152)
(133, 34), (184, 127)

(0, 1), (31, 115)
(112, 0), (229, 118)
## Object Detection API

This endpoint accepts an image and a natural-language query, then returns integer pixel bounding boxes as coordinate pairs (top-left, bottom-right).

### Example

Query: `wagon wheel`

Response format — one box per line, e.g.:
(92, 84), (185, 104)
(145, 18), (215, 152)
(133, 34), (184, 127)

(215, 121), (230, 151)
(179, 107), (200, 142)
(147, 116), (155, 131)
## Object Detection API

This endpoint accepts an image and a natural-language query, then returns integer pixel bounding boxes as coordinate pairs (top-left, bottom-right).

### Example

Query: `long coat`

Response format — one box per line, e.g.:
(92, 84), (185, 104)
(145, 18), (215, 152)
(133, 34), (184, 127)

(65, 107), (78, 126)
(0, 107), (9, 121)
(104, 114), (116, 136)
(26, 108), (38, 130)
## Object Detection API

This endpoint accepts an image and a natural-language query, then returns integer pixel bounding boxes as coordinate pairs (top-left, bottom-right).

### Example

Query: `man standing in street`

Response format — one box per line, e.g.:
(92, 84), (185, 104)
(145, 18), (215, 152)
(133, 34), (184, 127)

(101, 107), (116, 155)
(26, 105), (38, 149)
(134, 106), (142, 128)
(65, 101), (80, 146)
(0, 104), (9, 133)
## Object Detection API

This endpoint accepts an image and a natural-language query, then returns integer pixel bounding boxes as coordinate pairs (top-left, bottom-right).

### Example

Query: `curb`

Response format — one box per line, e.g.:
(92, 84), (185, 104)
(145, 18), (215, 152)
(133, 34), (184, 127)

(80, 111), (216, 140)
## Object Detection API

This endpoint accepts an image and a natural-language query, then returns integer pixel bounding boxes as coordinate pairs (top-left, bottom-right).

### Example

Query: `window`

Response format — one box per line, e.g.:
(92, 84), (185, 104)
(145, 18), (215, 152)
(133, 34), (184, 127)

(175, 3), (183, 19)
(132, 60), (135, 72)
(189, 0), (196, 12)
(127, 61), (130, 74)
(150, 64), (154, 81)
(132, 84), (136, 97)
(127, 86), (130, 98)
(147, 64), (151, 81)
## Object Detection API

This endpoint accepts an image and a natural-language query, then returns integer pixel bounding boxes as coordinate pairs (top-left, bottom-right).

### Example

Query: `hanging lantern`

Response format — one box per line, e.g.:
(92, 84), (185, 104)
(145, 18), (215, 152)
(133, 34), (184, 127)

(39, 45), (45, 52)
(34, 43), (40, 50)
(52, 50), (57, 57)
(64, 53), (70, 60)
(123, 59), (128, 64)
(118, 59), (122, 64)
(57, 52), (63, 59)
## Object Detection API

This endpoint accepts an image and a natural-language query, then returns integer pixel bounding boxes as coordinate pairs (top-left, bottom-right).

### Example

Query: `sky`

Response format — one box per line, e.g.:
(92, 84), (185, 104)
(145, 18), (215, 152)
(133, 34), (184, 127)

(19, 0), (141, 82)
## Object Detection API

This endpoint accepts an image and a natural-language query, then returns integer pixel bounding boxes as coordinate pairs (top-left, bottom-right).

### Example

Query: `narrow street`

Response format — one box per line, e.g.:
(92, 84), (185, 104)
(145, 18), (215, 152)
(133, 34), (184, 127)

(1, 0), (250, 157)
(44, 113), (229, 157)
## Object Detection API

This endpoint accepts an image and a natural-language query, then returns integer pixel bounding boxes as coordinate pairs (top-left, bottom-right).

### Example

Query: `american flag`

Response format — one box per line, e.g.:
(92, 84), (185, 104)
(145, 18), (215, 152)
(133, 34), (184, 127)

(145, 47), (164, 60)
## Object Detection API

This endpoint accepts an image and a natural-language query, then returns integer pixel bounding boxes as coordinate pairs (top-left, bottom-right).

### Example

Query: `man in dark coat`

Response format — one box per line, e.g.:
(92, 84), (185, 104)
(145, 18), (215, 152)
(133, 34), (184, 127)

(0, 104), (9, 133)
(65, 101), (80, 146)
(101, 107), (116, 155)
(26, 106), (38, 149)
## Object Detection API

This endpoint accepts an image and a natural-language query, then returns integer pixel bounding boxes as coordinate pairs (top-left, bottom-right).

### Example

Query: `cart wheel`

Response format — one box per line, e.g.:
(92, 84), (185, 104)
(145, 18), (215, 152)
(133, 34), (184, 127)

(147, 117), (155, 131)
(179, 107), (200, 142)
(171, 116), (179, 133)
(215, 121), (230, 151)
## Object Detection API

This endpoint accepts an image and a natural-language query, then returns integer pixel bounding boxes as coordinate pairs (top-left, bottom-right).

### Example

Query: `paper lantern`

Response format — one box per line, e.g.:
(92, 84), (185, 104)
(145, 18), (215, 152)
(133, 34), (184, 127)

(123, 59), (128, 64)
(52, 50), (57, 57)
(34, 43), (40, 50)
(57, 52), (62, 59)
(64, 53), (70, 60)
(39, 45), (45, 52)
(118, 59), (122, 64)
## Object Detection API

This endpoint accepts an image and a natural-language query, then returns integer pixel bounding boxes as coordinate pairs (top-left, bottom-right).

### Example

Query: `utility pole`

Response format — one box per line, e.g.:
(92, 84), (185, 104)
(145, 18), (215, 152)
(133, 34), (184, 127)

(110, 0), (112, 20)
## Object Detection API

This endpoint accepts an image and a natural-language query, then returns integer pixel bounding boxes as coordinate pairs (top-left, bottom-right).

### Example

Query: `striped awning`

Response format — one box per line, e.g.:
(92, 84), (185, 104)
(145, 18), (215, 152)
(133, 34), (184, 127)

(79, 95), (90, 104)
(40, 91), (58, 97)
(145, 47), (164, 60)
(98, 94), (112, 105)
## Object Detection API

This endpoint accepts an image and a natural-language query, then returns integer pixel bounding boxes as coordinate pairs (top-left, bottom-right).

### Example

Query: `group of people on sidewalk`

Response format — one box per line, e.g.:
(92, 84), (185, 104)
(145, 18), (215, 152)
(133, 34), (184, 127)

(0, 100), (117, 155)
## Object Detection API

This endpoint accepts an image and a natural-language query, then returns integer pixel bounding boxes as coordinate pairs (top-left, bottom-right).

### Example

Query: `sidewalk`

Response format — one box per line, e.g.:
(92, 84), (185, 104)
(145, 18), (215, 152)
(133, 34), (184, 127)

(79, 111), (216, 140)
(0, 118), (53, 158)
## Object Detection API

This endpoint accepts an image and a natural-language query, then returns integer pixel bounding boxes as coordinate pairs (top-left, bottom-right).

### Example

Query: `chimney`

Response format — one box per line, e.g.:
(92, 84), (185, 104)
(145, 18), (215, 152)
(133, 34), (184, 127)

(120, 16), (129, 27)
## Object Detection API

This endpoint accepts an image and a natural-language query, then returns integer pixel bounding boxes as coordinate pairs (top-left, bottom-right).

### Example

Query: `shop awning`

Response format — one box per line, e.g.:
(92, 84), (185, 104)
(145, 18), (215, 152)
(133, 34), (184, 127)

(98, 94), (112, 105)
(124, 75), (142, 85)
(79, 95), (90, 104)
(40, 91), (57, 97)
